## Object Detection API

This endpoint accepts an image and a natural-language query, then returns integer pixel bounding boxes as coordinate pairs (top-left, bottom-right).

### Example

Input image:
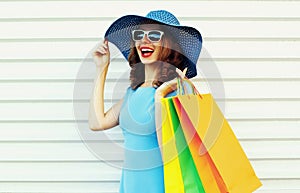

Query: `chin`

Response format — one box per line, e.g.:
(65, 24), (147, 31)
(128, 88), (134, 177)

(137, 50), (159, 65)
(140, 58), (157, 65)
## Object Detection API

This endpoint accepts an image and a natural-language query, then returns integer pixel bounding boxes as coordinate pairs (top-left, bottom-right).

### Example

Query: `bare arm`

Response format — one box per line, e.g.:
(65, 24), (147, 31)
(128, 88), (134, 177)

(88, 40), (123, 131)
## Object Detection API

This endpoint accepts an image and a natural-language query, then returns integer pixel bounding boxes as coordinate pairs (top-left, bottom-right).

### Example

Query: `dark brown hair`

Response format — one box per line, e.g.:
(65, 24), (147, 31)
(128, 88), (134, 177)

(128, 28), (187, 89)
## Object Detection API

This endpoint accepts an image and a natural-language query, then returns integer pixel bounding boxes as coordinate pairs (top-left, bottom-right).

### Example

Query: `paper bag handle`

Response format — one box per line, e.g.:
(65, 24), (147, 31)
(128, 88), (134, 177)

(177, 77), (203, 99)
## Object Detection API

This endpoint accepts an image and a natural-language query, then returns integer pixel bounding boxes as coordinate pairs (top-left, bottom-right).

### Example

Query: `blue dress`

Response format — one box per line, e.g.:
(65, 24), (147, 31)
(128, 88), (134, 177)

(118, 86), (176, 193)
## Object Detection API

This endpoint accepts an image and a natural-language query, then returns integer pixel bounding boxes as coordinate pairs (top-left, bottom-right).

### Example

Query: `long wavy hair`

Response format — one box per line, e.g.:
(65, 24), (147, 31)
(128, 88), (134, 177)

(128, 27), (188, 90)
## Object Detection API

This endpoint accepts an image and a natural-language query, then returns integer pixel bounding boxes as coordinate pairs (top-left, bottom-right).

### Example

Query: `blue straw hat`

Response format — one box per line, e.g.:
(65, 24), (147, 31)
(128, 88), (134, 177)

(104, 10), (202, 78)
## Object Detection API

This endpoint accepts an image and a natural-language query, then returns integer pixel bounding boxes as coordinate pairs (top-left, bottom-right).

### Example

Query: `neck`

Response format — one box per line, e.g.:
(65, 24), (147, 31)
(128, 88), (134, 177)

(144, 62), (160, 86)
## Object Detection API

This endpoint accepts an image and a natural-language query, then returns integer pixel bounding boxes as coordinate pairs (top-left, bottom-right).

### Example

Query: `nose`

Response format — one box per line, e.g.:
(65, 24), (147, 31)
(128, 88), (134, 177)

(141, 34), (151, 43)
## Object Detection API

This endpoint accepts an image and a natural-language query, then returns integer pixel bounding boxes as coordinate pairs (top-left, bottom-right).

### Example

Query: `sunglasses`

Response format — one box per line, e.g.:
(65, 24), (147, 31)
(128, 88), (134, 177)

(132, 30), (164, 42)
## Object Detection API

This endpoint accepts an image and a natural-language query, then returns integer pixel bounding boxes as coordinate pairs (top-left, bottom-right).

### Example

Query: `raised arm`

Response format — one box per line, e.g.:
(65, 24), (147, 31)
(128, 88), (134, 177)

(88, 40), (123, 131)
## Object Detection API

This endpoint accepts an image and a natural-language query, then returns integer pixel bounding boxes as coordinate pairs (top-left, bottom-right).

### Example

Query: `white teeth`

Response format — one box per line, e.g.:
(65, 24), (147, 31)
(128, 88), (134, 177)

(141, 48), (154, 52)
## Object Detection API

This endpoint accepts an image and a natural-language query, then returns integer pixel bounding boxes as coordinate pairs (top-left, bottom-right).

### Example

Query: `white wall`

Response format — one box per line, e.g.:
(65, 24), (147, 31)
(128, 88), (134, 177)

(0, 1), (299, 192)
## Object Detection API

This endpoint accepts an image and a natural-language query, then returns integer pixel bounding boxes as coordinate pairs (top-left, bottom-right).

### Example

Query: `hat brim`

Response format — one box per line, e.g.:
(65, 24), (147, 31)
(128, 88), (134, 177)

(104, 14), (202, 78)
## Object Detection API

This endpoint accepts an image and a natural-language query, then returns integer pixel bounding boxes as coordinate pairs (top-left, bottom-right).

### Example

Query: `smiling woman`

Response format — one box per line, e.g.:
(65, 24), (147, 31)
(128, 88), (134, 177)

(135, 29), (161, 60)
(132, 26), (165, 70)
(128, 24), (188, 89)
(88, 10), (202, 193)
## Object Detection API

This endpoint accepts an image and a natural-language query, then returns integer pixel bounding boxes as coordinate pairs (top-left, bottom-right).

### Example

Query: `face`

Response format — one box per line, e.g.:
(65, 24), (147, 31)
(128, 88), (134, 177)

(133, 25), (164, 65)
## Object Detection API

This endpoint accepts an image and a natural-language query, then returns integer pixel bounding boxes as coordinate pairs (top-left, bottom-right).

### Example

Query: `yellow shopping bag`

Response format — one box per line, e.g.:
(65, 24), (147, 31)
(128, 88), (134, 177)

(177, 92), (262, 193)
(161, 97), (184, 193)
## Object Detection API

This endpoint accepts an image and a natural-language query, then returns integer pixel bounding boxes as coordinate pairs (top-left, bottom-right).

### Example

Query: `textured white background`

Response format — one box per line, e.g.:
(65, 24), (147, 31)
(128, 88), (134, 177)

(0, 1), (299, 192)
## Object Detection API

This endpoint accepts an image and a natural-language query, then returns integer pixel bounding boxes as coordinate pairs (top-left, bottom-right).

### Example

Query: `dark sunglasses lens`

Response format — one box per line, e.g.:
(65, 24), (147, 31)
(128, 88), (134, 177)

(148, 31), (162, 41)
(133, 31), (144, 41)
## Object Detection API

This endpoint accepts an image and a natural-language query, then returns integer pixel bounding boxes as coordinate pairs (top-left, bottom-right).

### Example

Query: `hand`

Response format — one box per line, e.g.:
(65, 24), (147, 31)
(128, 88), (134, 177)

(155, 68), (187, 99)
(176, 67), (187, 79)
(93, 39), (110, 68)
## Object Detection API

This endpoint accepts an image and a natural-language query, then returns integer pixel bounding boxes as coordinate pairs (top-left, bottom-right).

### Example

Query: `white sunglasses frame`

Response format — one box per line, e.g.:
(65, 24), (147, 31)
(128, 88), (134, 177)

(132, 30), (164, 42)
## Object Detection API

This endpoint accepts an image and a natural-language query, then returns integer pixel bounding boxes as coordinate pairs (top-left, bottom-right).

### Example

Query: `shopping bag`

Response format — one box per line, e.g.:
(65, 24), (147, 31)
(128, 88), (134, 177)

(175, 79), (262, 193)
(173, 77), (227, 193)
(161, 97), (184, 193)
(173, 97), (227, 193)
(161, 97), (205, 193)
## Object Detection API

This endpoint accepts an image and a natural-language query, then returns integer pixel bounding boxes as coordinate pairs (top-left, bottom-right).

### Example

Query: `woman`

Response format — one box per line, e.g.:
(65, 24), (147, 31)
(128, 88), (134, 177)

(89, 10), (202, 193)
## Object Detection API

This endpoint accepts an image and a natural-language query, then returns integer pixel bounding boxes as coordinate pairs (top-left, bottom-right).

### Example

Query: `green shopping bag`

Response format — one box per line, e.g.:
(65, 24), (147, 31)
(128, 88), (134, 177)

(162, 97), (205, 193)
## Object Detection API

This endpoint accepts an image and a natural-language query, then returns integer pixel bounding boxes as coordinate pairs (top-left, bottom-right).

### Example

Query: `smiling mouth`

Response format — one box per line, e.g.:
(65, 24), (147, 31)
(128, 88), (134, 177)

(140, 47), (154, 58)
